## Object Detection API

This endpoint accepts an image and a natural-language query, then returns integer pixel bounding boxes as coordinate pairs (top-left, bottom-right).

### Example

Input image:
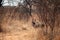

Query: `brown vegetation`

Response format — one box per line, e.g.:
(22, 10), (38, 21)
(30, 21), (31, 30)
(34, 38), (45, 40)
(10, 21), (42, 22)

(0, 0), (60, 40)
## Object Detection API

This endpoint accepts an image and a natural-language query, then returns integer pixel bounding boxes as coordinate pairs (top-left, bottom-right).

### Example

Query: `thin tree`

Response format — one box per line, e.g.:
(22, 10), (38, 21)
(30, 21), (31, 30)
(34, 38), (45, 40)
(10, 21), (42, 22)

(0, 0), (2, 7)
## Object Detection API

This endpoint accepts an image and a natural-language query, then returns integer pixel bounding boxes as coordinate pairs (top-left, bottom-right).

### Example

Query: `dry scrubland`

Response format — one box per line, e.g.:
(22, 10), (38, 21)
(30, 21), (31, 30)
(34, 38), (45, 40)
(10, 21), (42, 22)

(0, 6), (60, 40)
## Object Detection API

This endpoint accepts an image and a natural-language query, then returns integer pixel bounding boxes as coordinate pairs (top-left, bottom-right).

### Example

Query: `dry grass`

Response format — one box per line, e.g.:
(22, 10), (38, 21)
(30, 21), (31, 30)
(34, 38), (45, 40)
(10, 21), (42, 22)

(0, 6), (60, 40)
